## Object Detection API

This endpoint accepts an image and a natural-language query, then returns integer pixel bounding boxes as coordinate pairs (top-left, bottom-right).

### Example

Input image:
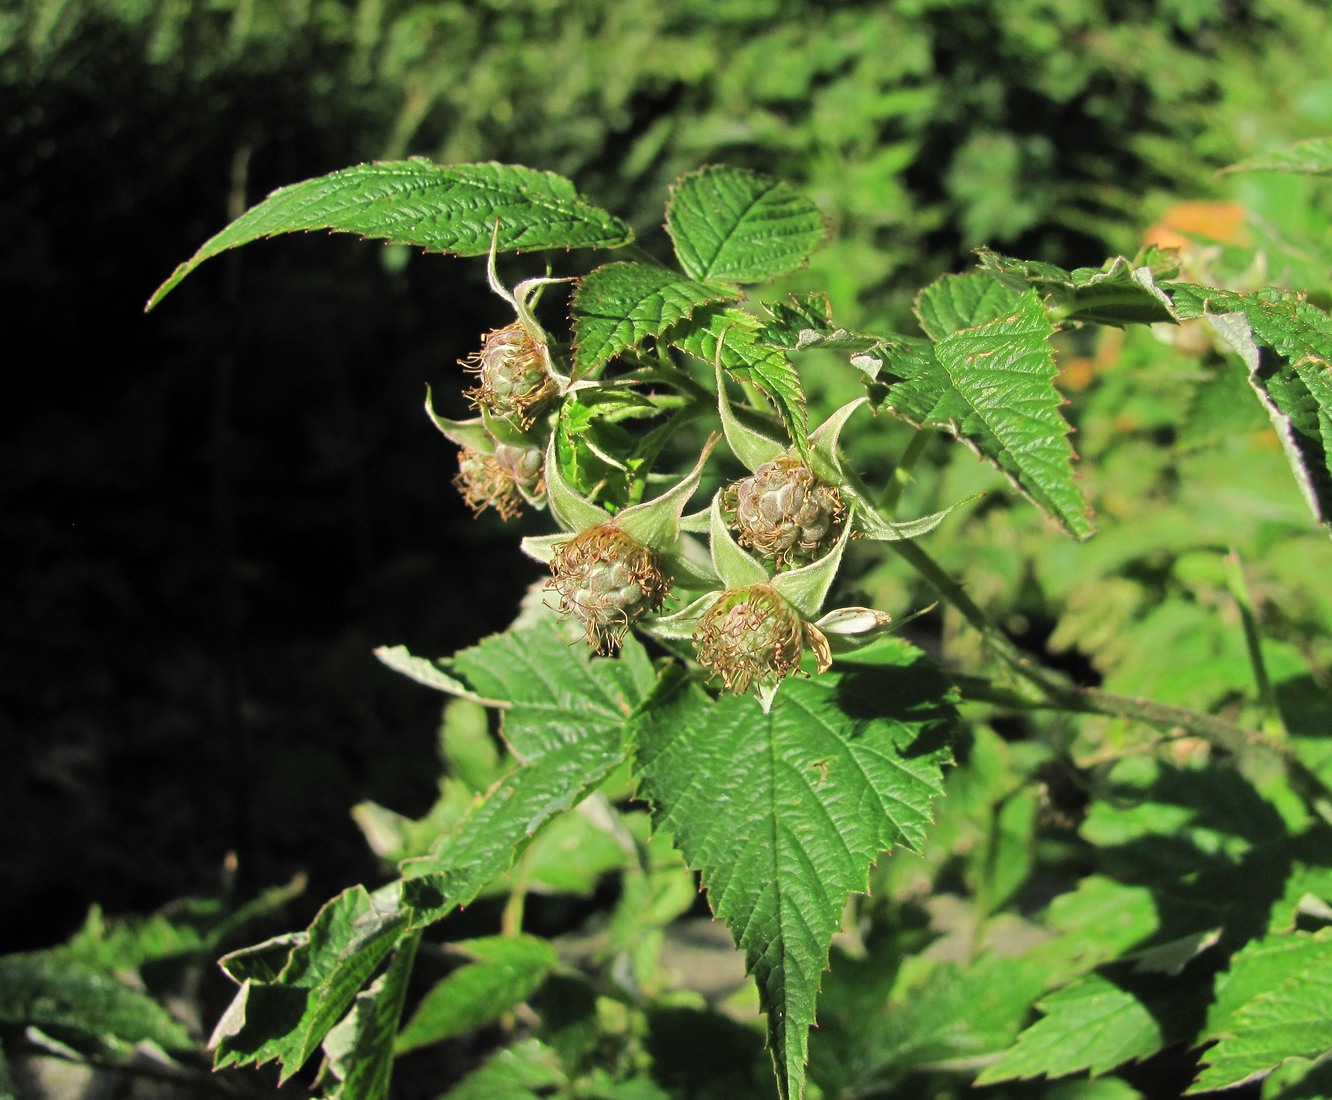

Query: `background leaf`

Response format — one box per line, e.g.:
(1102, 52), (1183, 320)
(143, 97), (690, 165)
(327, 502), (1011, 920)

(148, 161), (632, 308)
(666, 166), (827, 283)
(1190, 929), (1332, 1093)
(0, 949), (194, 1060)
(396, 935), (558, 1053)
(1170, 284), (1332, 531)
(1222, 138), (1332, 176)
(632, 639), (956, 1099)
(976, 970), (1205, 1084)
(571, 261), (740, 376)
(212, 885), (408, 1081)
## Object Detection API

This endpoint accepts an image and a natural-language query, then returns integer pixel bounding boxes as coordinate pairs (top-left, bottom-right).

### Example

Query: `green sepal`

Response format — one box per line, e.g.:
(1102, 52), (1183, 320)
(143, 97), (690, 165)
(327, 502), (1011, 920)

(770, 518), (853, 619)
(708, 492), (769, 589)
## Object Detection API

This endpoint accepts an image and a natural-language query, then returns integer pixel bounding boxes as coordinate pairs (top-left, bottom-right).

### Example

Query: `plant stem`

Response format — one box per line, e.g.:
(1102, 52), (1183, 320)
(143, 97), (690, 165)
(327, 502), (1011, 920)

(897, 540), (1332, 820)
(1223, 548), (1288, 741)
(878, 428), (932, 514)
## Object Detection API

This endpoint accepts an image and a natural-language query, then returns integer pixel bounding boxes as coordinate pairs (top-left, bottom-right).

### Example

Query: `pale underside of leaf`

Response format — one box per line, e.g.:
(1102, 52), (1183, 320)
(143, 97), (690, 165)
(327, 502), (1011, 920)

(1170, 284), (1332, 533)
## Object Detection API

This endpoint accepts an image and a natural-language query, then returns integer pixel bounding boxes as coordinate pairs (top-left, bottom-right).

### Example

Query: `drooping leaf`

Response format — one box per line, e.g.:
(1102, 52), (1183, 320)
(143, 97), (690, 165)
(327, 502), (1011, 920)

(1190, 929), (1332, 1093)
(632, 639), (956, 1100)
(672, 306), (807, 456)
(1222, 138), (1332, 176)
(879, 288), (1093, 538)
(1168, 284), (1332, 532)
(320, 931), (420, 1100)
(148, 160), (632, 308)
(396, 935), (558, 1054)
(975, 250), (1179, 327)
(398, 620), (657, 924)
(0, 949), (194, 1061)
(571, 261), (741, 376)
(211, 885), (409, 1081)
(976, 969), (1205, 1084)
(755, 292), (913, 383)
(666, 166), (827, 283)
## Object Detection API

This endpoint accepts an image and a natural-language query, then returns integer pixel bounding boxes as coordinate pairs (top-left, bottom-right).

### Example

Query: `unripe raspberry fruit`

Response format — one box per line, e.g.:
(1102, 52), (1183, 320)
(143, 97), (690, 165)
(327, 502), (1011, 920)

(461, 321), (557, 426)
(454, 448), (524, 520)
(548, 524), (669, 654)
(722, 456), (845, 568)
(694, 584), (805, 694)
(492, 442), (544, 494)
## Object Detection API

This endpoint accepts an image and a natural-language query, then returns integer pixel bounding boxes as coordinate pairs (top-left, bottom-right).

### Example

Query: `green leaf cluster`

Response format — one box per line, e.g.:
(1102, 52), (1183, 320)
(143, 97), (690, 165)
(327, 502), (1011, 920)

(132, 156), (1332, 1100)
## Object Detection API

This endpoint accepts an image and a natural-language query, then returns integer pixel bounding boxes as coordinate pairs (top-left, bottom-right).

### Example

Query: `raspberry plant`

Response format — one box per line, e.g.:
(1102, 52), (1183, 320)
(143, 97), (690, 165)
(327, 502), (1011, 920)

(146, 158), (1332, 1100)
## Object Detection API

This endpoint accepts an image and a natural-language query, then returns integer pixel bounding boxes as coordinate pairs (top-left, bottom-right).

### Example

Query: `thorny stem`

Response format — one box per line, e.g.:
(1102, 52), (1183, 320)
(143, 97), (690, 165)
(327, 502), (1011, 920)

(896, 540), (1332, 821)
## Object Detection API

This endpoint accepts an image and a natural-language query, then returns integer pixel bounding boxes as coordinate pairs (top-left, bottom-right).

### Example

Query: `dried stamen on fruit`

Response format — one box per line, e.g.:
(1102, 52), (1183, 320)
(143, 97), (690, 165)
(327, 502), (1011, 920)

(721, 456), (845, 569)
(454, 448), (525, 520)
(548, 524), (669, 654)
(461, 321), (557, 426)
(694, 584), (806, 695)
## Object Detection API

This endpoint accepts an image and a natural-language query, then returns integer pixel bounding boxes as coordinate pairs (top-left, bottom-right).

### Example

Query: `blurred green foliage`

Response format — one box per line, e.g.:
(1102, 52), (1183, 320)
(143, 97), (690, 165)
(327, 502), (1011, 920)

(10, 0), (1332, 319)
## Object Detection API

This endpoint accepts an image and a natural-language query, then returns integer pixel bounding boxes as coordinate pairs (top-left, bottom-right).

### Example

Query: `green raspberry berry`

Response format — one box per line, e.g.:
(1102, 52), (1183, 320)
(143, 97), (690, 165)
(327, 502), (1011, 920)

(461, 321), (557, 427)
(694, 584), (809, 694)
(548, 524), (669, 654)
(722, 456), (845, 569)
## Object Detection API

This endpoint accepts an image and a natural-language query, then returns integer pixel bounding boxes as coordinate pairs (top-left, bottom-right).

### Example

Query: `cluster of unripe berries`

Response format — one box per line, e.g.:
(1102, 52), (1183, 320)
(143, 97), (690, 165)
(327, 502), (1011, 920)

(449, 318), (852, 696)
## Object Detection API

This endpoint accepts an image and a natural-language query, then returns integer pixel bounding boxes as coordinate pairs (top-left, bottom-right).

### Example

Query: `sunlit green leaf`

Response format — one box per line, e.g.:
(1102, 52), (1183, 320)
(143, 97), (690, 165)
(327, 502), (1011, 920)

(148, 160), (632, 308)
(572, 261), (740, 376)
(633, 640), (956, 1100)
(666, 166), (826, 283)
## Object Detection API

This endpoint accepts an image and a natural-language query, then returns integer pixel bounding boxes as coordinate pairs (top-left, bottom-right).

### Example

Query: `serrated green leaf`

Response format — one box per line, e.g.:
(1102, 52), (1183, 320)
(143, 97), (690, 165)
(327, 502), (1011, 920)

(211, 885), (408, 1081)
(632, 641), (956, 1100)
(1169, 285), (1332, 531)
(396, 935), (558, 1054)
(1223, 139), (1332, 176)
(0, 949), (194, 1060)
(672, 306), (807, 456)
(1191, 929), (1332, 1093)
(321, 931), (420, 1100)
(881, 289), (1093, 538)
(976, 970), (1203, 1084)
(148, 160), (632, 308)
(914, 273), (1024, 340)
(666, 166), (826, 283)
(399, 621), (657, 924)
(572, 262), (741, 376)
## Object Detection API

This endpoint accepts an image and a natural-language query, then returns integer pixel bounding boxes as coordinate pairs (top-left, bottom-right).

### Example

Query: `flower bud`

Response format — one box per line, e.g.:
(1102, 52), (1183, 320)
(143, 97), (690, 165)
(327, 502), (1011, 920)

(454, 448), (525, 520)
(694, 584), (806, 695)
(722, 456), (845, 569)
(548, 524), (669, 654)
(461, 321), (557, 426)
